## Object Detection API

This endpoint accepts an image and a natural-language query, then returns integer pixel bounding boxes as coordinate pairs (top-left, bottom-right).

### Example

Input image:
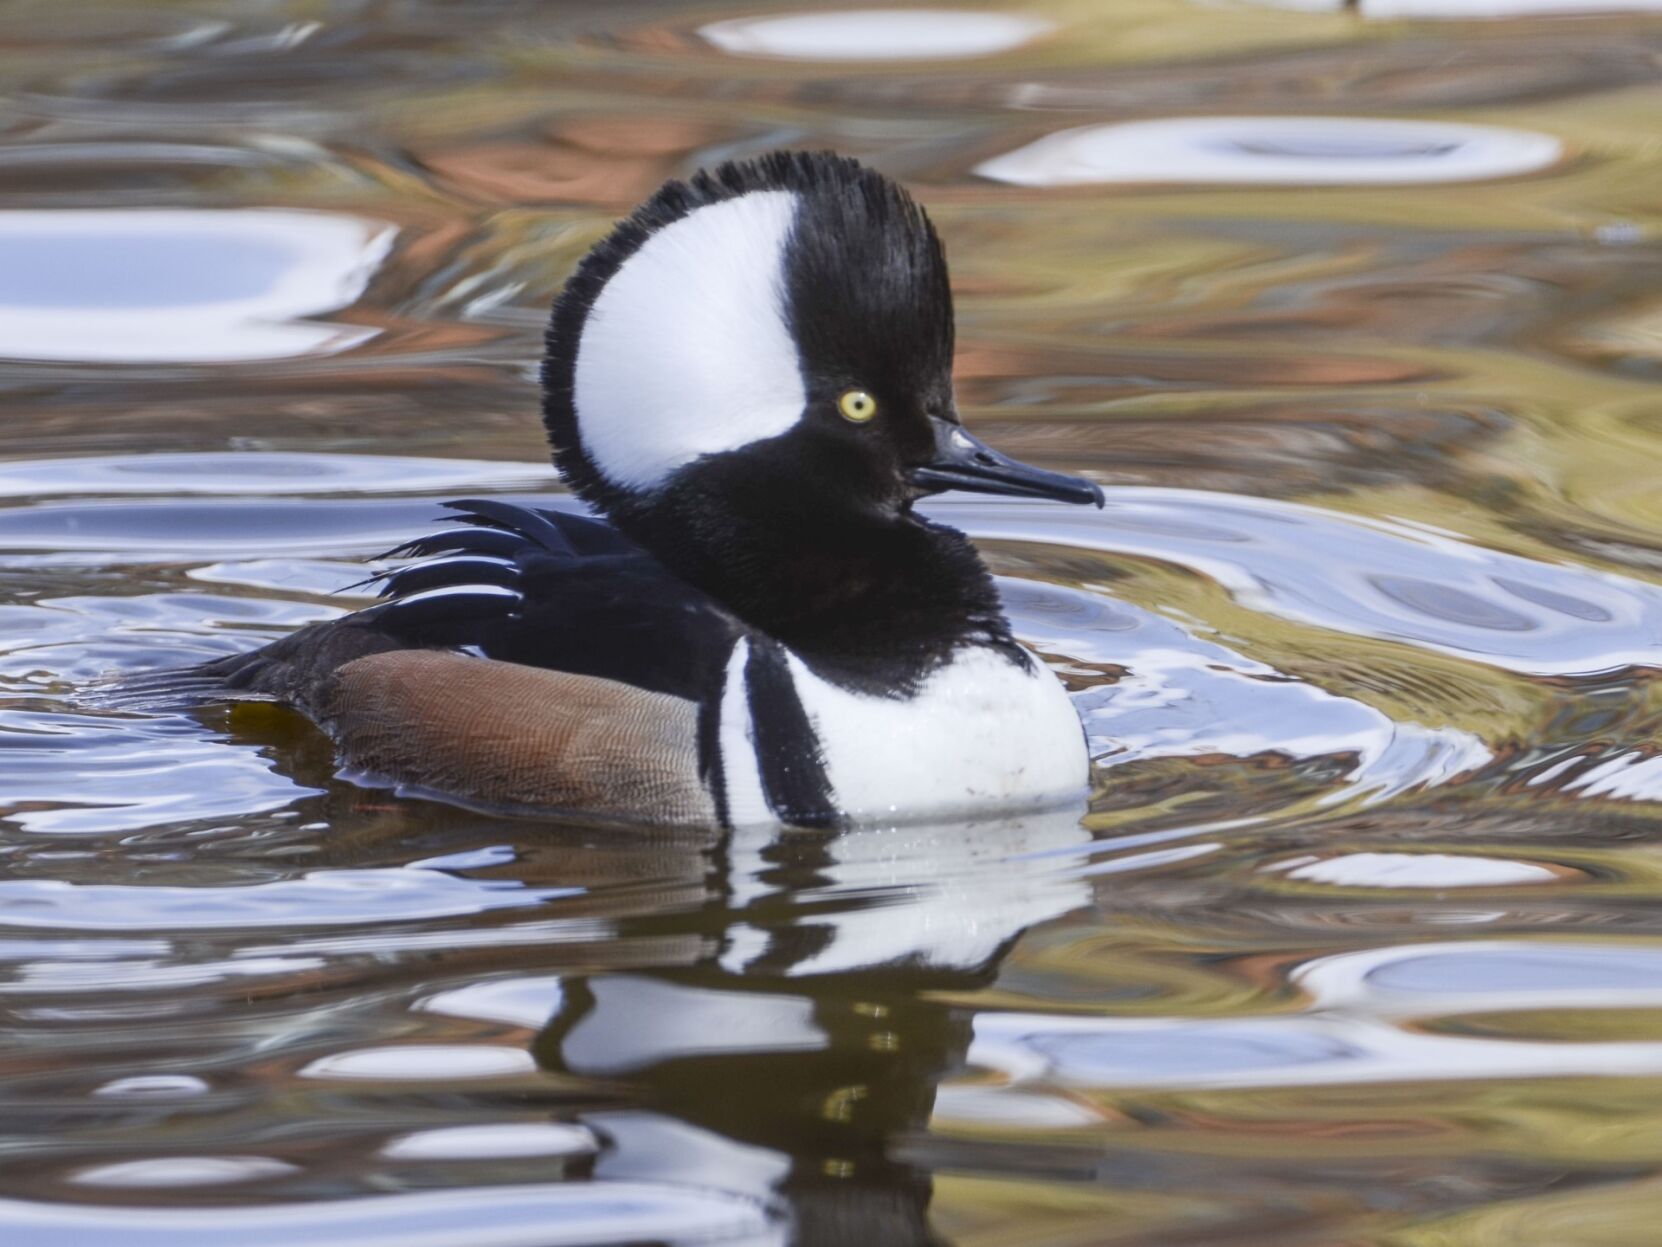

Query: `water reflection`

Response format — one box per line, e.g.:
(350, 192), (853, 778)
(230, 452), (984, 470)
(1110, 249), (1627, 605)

(91, 1074), (210, 1099)
(1249, 0), (1662, 15)
(0, 210), (391, 362)
(0, 1184), (776, 1247)
(300, 1044), (538, 1079)
(700, 9), (1053, 60)
(525, 810), (1090, 1244)
(0, 453), (553, 501)
(1300, 940), (1662, 1013)
(1269, 850), (1564, 887)
(954, 491), (1662, 677)
(380, 1122), (599, 1160)
(970, 1006), (1662, 1090)
(0, 860), (569, 928)
(965, 936), (1662, 1100)
(977, 117), (1563, 187)
(0, 804), (1094, 1242)
(1008, 578), (1491, 802)
(69, 1156), (300, 1188)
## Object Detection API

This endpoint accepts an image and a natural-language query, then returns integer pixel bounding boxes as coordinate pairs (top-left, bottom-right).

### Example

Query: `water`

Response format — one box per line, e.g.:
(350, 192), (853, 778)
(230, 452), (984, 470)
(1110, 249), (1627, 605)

(3, 1), (1662, 1243)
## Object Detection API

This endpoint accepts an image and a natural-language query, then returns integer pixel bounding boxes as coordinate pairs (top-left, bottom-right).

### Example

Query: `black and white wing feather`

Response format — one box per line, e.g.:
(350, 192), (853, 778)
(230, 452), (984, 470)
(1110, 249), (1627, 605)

(111, 500), (742, 712)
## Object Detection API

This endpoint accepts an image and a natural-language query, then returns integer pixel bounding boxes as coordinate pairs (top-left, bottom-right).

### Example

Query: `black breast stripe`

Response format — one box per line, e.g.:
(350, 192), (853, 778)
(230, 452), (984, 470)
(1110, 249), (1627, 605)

(743, 639), (839, 829)
(697, 660), (730, 830)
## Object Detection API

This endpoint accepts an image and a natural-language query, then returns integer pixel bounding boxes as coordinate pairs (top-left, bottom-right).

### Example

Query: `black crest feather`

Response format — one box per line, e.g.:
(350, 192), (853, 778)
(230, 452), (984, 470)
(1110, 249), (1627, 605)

(540, 151), (952, 516)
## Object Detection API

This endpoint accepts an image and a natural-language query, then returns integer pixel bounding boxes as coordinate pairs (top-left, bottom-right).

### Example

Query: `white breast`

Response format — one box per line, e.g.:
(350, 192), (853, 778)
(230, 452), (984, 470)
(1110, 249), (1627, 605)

(789, 646), (1089, 823)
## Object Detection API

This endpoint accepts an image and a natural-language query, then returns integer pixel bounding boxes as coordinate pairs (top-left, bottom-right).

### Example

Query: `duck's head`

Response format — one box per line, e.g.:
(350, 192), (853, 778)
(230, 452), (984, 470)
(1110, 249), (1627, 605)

(541, 151), (1102, 538)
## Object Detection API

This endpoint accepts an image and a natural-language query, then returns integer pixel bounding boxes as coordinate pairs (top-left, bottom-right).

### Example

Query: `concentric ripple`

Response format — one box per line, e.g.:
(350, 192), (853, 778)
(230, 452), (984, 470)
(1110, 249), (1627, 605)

(947, 491), (1662, 677)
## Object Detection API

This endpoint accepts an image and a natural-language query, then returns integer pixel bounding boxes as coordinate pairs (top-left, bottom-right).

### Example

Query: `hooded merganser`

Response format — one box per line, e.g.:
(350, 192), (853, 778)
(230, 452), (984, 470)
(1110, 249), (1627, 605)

(132, 152), (1104, 828)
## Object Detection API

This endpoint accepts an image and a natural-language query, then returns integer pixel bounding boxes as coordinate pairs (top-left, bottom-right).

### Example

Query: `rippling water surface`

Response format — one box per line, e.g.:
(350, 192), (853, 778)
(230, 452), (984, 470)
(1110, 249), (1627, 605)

(4, 2), (1662, 1243)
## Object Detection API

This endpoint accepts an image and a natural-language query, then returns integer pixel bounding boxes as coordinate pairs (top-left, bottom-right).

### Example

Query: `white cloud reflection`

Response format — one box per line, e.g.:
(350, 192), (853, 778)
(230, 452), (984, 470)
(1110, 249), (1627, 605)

(701, 8), (1052, 60)
(978, 116), (1562, 187)
(0, 209), (392, 362)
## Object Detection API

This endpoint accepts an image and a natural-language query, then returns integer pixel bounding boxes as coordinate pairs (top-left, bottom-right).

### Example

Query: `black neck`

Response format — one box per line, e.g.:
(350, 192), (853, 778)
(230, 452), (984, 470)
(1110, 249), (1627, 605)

(613, 483), (1023, 696)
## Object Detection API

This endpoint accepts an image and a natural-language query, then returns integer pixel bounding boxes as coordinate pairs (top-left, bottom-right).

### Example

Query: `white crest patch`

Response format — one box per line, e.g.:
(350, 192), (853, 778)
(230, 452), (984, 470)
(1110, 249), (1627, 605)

(574, 190), (806, 490)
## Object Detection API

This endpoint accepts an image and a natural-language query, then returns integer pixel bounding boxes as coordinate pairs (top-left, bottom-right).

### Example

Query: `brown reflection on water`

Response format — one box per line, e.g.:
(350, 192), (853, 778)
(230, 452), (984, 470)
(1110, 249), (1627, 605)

(423, 117), (736, 208)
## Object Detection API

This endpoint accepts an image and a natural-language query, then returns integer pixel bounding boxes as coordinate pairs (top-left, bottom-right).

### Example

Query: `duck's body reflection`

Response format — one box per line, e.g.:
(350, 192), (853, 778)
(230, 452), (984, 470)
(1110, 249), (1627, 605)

(529, 810), (1092, 1246)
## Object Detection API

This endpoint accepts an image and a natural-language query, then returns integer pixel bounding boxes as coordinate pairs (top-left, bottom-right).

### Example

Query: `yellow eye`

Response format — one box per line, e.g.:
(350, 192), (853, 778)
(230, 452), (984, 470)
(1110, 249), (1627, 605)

(837, 390), (878, 423)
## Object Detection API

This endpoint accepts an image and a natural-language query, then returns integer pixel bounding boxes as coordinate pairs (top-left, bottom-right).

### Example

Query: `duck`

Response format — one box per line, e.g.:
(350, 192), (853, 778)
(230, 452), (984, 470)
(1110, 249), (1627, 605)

(131, 151), (1104, 829)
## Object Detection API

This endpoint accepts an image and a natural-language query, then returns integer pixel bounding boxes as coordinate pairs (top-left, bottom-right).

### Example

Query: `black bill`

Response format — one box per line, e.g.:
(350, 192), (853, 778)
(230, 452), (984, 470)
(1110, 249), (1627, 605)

(910, 416), (1104, 508)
